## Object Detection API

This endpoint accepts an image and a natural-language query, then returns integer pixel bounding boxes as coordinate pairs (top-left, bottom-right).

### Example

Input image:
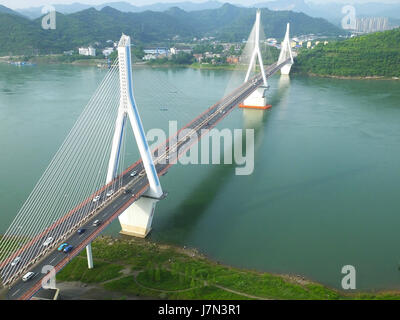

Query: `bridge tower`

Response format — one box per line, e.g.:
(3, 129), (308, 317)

(278, 23), (294, 75)
(86, 34), (163, 268)
(241, 9), (270, 110)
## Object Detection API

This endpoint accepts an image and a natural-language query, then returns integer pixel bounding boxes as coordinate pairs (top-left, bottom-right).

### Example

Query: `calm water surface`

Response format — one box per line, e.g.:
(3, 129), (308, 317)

(0, 63), (399, 290)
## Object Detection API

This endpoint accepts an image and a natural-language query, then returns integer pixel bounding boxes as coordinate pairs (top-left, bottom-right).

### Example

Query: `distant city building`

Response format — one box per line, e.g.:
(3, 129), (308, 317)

(78, 47), (96, 56)
(307, 41), (312, 49)
(102, 47), (114, 57)
(355, 17), (391, 33)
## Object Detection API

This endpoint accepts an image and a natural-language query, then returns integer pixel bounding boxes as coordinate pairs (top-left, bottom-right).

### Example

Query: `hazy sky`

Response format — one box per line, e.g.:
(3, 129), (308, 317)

(2, 0), (400, 10)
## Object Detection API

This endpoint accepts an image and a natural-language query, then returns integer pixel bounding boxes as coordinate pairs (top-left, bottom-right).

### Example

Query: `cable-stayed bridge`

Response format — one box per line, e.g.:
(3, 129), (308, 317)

(0, 10), (294, 300)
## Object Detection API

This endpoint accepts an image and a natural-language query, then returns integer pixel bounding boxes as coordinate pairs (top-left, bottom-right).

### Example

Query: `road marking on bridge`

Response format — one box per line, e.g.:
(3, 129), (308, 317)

(11, 289), (21, 297)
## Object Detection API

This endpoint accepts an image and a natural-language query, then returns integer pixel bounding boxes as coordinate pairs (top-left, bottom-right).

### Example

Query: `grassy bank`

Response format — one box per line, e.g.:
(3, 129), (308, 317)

(56, 236), (400, 300)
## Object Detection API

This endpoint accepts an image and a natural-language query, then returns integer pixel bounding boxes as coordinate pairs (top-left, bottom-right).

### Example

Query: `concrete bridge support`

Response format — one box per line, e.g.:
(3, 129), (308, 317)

(119, 197), (158, 238)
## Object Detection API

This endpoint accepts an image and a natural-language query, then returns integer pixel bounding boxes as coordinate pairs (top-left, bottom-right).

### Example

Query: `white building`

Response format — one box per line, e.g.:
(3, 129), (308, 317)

(102, 47), (114, 57)
(144, 47), (169, 56)
(170, 47), (192, 55)
(78, 47), (96, 56)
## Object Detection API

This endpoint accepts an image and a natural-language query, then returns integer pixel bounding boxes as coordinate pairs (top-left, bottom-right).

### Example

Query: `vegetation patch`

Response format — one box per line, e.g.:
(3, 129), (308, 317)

(293, 28), (400, 78)
(55, 236), (400, 300)
(57, 257), (123, 283)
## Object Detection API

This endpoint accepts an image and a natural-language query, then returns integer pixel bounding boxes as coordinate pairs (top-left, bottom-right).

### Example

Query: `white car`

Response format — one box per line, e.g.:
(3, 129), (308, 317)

(42, 237), (54, 246)
(93, 220), (101, 227)
(130, 171), (137, 177)
(92, 195), (100, 202)
(22, 272), (35, 282)
(10, 256), (21, 267)
(106, 190), (114, 197)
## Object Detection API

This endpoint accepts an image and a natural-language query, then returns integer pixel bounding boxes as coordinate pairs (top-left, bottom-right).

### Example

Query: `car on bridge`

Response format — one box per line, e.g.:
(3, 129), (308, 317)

(93, 220), (101, 227)
(77, 228), (86, 235)
(130, 171), (137, 177)
(57, 243), (68, 252)
(63, 245), (73, 253)
(106, 190), (114, 197)
(92, 195), (101, 202)
(22, 272), (35, 282)
(42, 237), (54, 246)
(10, 256), (21, 267)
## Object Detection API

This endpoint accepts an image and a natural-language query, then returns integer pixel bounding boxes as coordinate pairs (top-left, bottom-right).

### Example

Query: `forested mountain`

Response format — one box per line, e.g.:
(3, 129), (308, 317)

(0, 3), (344, 56)
(17, 1), (224, 19)
(293, 28), (400, 78)
(0, 4), (23, 16)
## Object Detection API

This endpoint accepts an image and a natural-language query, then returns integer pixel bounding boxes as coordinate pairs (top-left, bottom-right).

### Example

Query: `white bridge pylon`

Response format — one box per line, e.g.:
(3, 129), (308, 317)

(278, 23), (294, 75)
(86, 34), (163, 268)
(109, 34), (163, 237)
(244, 9), (268, 87)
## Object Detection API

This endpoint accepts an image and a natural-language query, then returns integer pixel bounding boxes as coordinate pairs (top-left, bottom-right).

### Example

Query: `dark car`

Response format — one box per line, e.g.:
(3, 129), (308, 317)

(77, 228), (86, 235)
(124, 188), (131, 194)
(63, 245), (73, 253)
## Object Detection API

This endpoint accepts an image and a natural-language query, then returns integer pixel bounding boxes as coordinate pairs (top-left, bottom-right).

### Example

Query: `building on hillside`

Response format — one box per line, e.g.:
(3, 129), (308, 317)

(78, 47), (96, 56)
(193, 54), (204, 63)
(102, 47), (114, 57)
(143, 54), (157, 60)
(307, 41), (312, 49)
(226, 56), (239, 64)
(144, 47), (169, 57)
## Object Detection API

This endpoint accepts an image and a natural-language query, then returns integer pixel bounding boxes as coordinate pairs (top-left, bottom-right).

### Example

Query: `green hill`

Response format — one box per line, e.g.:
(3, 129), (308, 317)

(0, 4), (22, 16)
(293, 28), (400, 78)
(0, 4), (344, 56)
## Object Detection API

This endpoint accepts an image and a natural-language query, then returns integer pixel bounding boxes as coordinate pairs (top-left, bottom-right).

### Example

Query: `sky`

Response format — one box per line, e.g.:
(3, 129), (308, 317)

(2, 0), (400, 10)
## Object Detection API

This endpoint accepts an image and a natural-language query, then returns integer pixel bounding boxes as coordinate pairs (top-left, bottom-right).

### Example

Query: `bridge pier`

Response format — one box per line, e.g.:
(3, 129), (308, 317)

(280, 64), (293, 75)
(119, 197), (158, 238)
(240, 87), (271, 110)
(86, 243), (93, 269)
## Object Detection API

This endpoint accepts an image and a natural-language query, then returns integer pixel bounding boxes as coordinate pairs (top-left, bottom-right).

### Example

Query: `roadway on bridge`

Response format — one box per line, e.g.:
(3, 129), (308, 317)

(3, 60), (290, 300)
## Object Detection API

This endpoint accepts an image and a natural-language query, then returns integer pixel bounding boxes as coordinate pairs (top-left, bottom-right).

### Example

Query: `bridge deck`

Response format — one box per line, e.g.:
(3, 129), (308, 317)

(2, 59), (291, 300)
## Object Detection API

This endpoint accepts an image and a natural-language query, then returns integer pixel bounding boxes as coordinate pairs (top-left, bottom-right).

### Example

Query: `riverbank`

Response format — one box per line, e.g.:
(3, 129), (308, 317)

(54, 236), (400, 300)
(294, 71), (400, 81)
(0, 55), (108, 67)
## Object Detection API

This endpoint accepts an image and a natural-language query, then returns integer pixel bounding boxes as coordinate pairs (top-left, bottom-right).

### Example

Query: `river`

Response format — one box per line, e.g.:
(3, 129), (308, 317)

(0, 63), (399, 291)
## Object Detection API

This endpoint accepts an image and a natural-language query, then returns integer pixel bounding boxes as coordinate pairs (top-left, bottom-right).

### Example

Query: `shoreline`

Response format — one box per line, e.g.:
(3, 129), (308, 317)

(48, 236), (400, 299)
(1, 56), (398, 80)
(2, 233), (400, 299)
(296, 72), (400, 81)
